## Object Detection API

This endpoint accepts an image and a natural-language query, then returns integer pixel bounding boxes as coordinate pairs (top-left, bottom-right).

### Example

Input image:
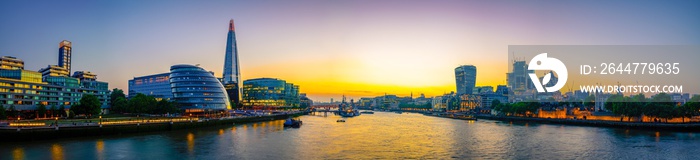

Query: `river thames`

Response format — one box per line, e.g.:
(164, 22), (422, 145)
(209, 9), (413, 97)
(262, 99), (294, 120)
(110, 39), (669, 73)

(2, 111), (700, 159)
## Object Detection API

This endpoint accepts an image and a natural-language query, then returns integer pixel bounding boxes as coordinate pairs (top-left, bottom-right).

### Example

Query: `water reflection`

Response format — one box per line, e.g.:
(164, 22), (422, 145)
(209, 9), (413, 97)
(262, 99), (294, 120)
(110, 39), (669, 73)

(12, 148), (23, 160)
(51, 144), (63, 160)
(2, 112), (700, 159)
(96, 139), (104, 160)
(655, 131), (661, 142)
(187, 133), (195, 155)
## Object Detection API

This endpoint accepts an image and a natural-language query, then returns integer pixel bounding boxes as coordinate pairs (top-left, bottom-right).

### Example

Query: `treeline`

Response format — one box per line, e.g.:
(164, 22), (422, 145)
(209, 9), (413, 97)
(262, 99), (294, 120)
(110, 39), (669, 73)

(606, 93), (700, 122)
(493, 101), (541, 116)
(0, 95), (100, 119)
(110, 89), (180, 115)
(398, 103), (432, 109)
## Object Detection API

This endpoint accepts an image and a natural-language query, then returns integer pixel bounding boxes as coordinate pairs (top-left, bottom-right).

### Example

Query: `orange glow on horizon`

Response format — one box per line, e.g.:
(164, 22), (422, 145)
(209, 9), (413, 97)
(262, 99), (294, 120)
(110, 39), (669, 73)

(240, 56), (508, 101)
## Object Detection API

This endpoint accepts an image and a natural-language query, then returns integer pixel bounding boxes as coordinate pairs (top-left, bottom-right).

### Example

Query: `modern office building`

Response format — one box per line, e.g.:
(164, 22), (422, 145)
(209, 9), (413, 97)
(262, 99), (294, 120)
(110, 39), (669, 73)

(223, 19), (242, 106)
(170, 64), (231, 111)
(507, 61), (535, 98)
(128, 73), (173, 100)
(241, 78), (300, 109)
(299, 93), (313, 108)
(0, 56), (24, 70)
(495, 85), (509, 96)
(72, 71), (97, 81)
(0, 56), (109, 111)
(38, 65), (70, 77)
(58, 40), (72, 76)
(473, 86), (494, 94)
(455, 65), (477, 95)
(128, 65), (233, 112)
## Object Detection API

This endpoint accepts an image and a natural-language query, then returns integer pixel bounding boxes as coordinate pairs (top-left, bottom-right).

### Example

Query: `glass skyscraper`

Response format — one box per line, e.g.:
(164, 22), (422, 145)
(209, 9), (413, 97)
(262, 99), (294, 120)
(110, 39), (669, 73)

(223, 19), (241, 106)
(455, 65), (477, 95)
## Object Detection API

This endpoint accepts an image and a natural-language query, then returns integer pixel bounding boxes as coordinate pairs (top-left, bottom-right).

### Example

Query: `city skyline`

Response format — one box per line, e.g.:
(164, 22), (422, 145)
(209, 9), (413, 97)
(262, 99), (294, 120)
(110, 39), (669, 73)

(2, 1), (700, 101)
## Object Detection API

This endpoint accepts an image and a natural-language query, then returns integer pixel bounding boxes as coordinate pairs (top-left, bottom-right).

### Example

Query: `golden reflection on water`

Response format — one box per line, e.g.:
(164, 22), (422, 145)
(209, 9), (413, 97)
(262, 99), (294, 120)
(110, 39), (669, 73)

(12, 147), (24, 160)
(294, 113), (454, 159)
(96, 139), (104, 160)
(51, 144), (64, 160)
(655, 131), (660, 142)
(218, 129), (224, 135)
(187, 133), (195, 154)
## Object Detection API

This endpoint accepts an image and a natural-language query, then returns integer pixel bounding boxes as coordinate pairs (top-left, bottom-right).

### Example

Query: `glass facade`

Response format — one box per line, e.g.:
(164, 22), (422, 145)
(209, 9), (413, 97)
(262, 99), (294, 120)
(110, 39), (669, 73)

(223, 19), (241, 105)
(0, 56), (24, 70)
(128, 73), (173, 100)
(242, 78), (300, 108)
(0, 71), (109, 110)
(170, 64), (231, 110)
(455, 65), (477, 95)
(0, 42), (110, 111)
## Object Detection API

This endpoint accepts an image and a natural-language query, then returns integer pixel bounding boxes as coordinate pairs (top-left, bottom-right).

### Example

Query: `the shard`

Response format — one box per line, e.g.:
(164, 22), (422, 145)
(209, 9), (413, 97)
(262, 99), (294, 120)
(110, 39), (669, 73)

(223, 19), (241, 106)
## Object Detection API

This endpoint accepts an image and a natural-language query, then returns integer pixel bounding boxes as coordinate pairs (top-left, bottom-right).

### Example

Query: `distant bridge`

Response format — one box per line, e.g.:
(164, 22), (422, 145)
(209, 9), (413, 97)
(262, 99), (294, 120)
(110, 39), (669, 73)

(310, 104), (340, 111)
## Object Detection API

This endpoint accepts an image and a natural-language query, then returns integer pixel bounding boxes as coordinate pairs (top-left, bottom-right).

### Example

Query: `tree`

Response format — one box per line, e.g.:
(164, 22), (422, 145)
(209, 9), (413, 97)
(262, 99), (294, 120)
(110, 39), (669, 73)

(110, 88), (126, 107)
(112, 97), (128, 113)
(70, 103), (82, 117)
(81, 94), (103, 117)
(584, 95), (596, 111)
(155, 100), (180, 114)
(128, 93), (157, 114)
(492, 100), (501, 109)
(8, 105), (16, 118)
(0, 104), (6, 119)
(605, 94), (624, 115)
(59, 105), (66, 117)
(37, 104), (47, 118)
(49, 105), (57, 117)
(72, 94), (102, 117)
(690, 95), (700, 102)
(645, 93), (675, 122)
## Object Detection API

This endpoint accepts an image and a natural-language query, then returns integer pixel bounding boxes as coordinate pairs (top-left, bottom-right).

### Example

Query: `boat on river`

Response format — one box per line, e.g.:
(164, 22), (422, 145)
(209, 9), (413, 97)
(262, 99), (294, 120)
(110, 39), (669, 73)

(338, 95), (360, 117)
(284, 118), (302, 128)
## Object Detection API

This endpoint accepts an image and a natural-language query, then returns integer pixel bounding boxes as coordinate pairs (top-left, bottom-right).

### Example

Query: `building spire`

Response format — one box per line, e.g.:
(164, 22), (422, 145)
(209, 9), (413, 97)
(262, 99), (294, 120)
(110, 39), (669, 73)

(229, 19), (235, 31)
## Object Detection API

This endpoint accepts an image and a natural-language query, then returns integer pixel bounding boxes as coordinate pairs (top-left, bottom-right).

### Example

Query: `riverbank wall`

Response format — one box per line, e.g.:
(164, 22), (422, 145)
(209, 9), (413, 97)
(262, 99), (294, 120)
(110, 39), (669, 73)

(0, 112), (308, 141)
(475, 114), (700, 132)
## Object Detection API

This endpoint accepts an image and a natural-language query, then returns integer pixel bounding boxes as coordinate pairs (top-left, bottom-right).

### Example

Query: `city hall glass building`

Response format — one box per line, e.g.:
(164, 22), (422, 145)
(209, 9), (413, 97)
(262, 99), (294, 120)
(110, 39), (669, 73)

(129, 65), (231, 112)
(170, 64), (231, 111)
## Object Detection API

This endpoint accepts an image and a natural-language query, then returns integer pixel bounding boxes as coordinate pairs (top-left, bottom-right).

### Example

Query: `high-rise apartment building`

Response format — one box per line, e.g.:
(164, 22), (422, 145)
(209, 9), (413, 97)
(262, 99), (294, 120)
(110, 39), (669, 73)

(58, 40), (72, 76)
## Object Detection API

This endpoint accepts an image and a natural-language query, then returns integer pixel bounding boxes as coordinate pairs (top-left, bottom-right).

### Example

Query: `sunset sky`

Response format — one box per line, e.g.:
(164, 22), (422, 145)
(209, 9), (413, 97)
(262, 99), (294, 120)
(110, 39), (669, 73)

(1, 0), (699, 101)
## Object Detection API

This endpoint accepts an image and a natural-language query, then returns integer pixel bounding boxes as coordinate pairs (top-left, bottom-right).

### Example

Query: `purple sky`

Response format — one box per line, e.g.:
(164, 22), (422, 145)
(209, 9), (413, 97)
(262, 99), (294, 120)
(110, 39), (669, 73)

(1, 0), (699, 101)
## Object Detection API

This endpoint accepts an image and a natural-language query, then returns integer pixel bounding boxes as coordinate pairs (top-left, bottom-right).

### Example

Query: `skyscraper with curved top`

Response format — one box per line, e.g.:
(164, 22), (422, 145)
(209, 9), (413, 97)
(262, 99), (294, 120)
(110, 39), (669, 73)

(455, 65), (477, 95)
(223, 19), (241, 106)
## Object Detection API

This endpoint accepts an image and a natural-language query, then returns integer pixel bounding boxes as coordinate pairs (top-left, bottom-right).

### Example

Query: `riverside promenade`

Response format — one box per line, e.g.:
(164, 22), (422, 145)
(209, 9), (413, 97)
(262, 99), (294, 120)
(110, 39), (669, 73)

(476, 114), (700, 132)
(0, 111), (309, 141)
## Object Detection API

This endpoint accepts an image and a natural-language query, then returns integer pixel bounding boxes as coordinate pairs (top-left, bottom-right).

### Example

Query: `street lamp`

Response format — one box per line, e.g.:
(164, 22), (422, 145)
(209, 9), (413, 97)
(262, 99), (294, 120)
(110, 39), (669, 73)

(99, 116), (102, 125)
